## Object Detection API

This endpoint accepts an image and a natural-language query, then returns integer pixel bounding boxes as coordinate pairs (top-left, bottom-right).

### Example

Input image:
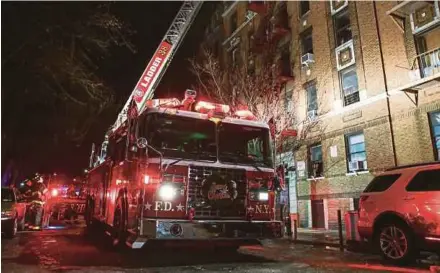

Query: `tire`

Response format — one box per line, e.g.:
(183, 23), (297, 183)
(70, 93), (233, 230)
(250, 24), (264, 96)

(112, 196), (127, 249)
(6, 218), (18, 238)
(375, 221), (417, 264)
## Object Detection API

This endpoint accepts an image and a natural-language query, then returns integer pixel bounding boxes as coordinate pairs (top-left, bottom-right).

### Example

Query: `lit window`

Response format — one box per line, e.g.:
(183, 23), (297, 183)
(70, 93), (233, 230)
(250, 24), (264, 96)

(340, 66), (359, 106)
(346, 133), (367, 172)
(306, 83), (317, 112)
(429, 111), (440, 160)
(308, 144), (323, 178)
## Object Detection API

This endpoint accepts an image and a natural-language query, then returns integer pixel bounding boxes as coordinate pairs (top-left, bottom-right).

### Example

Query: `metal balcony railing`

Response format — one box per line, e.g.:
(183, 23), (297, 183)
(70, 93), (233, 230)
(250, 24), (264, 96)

(412, 47), (440, 78)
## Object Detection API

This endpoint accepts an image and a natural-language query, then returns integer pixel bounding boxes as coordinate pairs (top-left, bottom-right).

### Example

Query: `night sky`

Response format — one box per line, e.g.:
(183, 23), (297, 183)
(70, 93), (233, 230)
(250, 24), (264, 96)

(1, 1), (216, 180)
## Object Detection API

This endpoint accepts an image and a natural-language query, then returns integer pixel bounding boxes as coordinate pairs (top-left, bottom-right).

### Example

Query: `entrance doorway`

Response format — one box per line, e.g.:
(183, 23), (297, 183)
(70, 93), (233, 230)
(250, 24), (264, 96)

(311, 199), (325, 228)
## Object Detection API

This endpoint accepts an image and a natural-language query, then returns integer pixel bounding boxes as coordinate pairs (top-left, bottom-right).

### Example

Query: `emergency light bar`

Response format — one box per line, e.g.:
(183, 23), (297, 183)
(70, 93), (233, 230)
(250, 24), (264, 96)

(145, 98), (181, 108)
(194, 101), (230, 115)
(234, 109), (256, 120)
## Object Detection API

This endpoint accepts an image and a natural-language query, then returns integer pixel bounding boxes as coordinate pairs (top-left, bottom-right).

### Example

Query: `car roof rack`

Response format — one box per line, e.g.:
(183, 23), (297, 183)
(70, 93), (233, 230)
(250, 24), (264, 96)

(385, 161), (440, 171)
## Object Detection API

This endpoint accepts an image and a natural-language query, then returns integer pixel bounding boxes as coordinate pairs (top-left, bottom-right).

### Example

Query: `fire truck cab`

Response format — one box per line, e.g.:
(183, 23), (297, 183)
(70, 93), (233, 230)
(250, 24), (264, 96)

(85, 91), (283, 249)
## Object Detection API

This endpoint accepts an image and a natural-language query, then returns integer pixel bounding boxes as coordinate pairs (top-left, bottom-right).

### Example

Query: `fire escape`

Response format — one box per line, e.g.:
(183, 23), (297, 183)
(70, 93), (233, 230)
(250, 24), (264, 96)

(248, 1), (294, 93)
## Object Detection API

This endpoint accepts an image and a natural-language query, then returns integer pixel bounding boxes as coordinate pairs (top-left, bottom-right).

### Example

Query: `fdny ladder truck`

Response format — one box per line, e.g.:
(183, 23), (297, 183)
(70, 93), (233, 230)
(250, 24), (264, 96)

(84, 1), (283, 249)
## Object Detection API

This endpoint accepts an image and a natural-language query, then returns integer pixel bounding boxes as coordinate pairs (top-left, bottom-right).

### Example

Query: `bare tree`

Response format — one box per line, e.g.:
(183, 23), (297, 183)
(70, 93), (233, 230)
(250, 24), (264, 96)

(189, 47), (323, 156)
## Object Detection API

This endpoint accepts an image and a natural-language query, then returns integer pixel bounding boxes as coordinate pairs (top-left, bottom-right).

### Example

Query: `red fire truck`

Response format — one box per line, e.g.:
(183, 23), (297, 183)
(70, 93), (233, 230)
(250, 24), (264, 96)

(85, 92), (282, 249)
(84, 1), (282, 249)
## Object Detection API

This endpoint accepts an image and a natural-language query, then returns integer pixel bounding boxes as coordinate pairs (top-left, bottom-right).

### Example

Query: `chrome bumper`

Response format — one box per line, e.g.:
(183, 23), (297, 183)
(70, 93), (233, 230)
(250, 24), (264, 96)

(129, 219), (283, 249)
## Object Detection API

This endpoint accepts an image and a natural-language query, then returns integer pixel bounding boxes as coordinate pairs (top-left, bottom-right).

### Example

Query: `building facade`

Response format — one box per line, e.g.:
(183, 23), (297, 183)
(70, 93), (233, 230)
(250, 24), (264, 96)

(202, 1), (440, 229)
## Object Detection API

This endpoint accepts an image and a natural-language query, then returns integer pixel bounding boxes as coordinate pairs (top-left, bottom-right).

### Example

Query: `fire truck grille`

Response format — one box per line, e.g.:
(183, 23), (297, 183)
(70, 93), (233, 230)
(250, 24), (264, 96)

(188, 165), (246, 219)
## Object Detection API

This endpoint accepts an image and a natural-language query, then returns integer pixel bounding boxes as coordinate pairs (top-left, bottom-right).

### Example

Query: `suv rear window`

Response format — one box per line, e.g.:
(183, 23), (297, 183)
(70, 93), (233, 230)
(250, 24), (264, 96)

(363, 174), (401, 193)
(406, 169), (440, 192)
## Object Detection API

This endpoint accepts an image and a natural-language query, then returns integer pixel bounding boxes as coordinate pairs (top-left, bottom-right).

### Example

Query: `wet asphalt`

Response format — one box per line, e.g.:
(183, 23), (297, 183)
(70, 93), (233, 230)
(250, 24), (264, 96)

(1, 224), (438, 273)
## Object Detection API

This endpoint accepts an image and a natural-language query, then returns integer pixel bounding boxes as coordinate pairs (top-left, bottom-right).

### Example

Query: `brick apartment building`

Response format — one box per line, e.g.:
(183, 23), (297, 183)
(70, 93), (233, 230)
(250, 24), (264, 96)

(201, 1), (440, 230)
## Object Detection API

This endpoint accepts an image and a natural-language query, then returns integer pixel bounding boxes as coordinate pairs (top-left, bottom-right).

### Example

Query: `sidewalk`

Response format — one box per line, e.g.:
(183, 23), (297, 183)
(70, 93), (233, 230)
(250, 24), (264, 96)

(295, 228), (343, 245)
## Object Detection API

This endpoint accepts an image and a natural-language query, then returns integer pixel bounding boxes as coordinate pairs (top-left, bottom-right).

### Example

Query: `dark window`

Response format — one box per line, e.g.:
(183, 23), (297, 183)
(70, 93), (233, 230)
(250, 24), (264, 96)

(308, 144), (323, 178)
(280, 50), (292, 77)
(406, 169), (440, 192)
(301, 29), (313, 55)
(340, 66), (359, 106)
(429, 111), (440, 160)
(306, 82), (317, 112)
(145, 113), (216, 161)
(363, 174), (401, 193)
(2, 189), (15, 202)
(114, 137), (127, 163)
(346, 133), (367, 172)
(334, 11), (352, 47)
(230, 11), (238, 34)
(300, 0), (310, 17)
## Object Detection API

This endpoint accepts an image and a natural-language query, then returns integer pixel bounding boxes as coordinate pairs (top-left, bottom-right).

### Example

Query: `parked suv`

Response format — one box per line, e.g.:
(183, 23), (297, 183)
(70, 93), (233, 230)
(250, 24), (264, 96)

(358, 162), (440, 264)
(1, 187), (27, 238)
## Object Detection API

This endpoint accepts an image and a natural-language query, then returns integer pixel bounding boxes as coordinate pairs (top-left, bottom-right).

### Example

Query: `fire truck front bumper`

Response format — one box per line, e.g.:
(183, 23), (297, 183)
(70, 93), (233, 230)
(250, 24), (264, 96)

(130, 219), (283, 249)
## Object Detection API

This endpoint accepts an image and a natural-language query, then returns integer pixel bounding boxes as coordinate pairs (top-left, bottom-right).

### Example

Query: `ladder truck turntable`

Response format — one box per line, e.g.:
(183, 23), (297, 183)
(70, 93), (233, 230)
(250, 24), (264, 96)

(84, 1), (283, 249)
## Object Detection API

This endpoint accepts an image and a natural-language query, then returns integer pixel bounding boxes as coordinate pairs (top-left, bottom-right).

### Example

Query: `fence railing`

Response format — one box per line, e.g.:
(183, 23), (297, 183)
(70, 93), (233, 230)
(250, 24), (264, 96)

(412, 47), (440, 79)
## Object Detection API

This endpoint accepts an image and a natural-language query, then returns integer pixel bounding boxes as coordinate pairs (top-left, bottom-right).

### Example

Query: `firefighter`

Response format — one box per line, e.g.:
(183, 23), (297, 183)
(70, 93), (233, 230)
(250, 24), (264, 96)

(23, 176), (48, 228)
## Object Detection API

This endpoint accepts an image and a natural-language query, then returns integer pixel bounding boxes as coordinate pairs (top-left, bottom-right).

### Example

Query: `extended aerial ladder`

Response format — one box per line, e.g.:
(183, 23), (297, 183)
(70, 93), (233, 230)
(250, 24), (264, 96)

(112, 1), (203, 132)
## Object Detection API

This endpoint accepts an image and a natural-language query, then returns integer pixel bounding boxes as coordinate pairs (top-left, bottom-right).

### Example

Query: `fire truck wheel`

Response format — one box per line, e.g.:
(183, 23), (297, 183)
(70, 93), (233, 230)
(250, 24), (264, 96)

(112, 196), (128, 249)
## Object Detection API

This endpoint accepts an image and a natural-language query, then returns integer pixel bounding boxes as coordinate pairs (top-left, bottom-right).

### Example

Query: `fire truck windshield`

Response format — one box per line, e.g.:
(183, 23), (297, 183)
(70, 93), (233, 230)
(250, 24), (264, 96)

(145, 113), (217, 161)
(218, 123), (273, 168)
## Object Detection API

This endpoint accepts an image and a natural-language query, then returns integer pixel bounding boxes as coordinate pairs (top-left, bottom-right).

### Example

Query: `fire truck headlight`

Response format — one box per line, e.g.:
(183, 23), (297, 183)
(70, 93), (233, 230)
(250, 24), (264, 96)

(258, 191), (269, 201)
(51, 189), (59, 197)
(158, 184), (177, 201)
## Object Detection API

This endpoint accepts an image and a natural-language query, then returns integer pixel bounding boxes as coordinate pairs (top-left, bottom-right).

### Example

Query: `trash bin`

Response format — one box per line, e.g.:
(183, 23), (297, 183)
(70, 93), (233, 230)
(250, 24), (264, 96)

(345, 210), (361, 251)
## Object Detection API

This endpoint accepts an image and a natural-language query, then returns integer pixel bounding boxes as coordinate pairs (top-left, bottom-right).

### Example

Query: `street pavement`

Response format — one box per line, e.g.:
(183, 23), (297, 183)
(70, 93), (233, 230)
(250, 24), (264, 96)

(1, 224), (438, 273)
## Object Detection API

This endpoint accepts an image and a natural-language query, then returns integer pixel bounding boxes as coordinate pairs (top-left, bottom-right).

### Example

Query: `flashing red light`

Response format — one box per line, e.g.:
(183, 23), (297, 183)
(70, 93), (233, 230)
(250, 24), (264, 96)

(51, 189), (59, 197)
(144, 175), (150, 185)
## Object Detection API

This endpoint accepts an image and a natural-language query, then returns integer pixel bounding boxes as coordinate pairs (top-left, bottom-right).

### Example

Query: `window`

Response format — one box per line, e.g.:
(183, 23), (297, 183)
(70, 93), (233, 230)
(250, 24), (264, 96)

(346, 133), (367, 171)
(114, 136), (127, 163)
(308, 144), (323, 178)
(406, 169), (440, 192)
(340, 66), (359, 106)
(230, 11), (238, 35)
(334, 11), (352, 47)
(232, 47), (240, 67)
(429, 111), (440, 160)
(301, 29), (313, 55)
(363, 174), (401, 193)
(306, 82), (317, 112)
(284, 87), (293, 113)
(300, 0), (310, 17)
(219, 123), (273, 168)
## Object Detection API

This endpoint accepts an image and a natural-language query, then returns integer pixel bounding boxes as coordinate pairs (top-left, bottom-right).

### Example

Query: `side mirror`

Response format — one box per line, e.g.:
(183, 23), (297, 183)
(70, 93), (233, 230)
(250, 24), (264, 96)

(136, 137), (148, 149)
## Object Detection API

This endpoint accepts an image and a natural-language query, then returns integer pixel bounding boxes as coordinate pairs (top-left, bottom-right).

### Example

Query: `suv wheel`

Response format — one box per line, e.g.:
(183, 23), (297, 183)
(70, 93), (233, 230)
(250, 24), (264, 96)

(376, 222), (416, 264)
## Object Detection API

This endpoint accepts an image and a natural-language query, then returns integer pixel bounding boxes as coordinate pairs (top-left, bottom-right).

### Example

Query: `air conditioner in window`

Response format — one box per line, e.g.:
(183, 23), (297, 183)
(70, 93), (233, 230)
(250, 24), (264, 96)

(335, 40), (355, 71)
(301, 53), (315, 67)
(330, 0), (348, 15)
(410, 2), (440, 35)
(349, 160), (367, 172)
(307, 109), (318, 120)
